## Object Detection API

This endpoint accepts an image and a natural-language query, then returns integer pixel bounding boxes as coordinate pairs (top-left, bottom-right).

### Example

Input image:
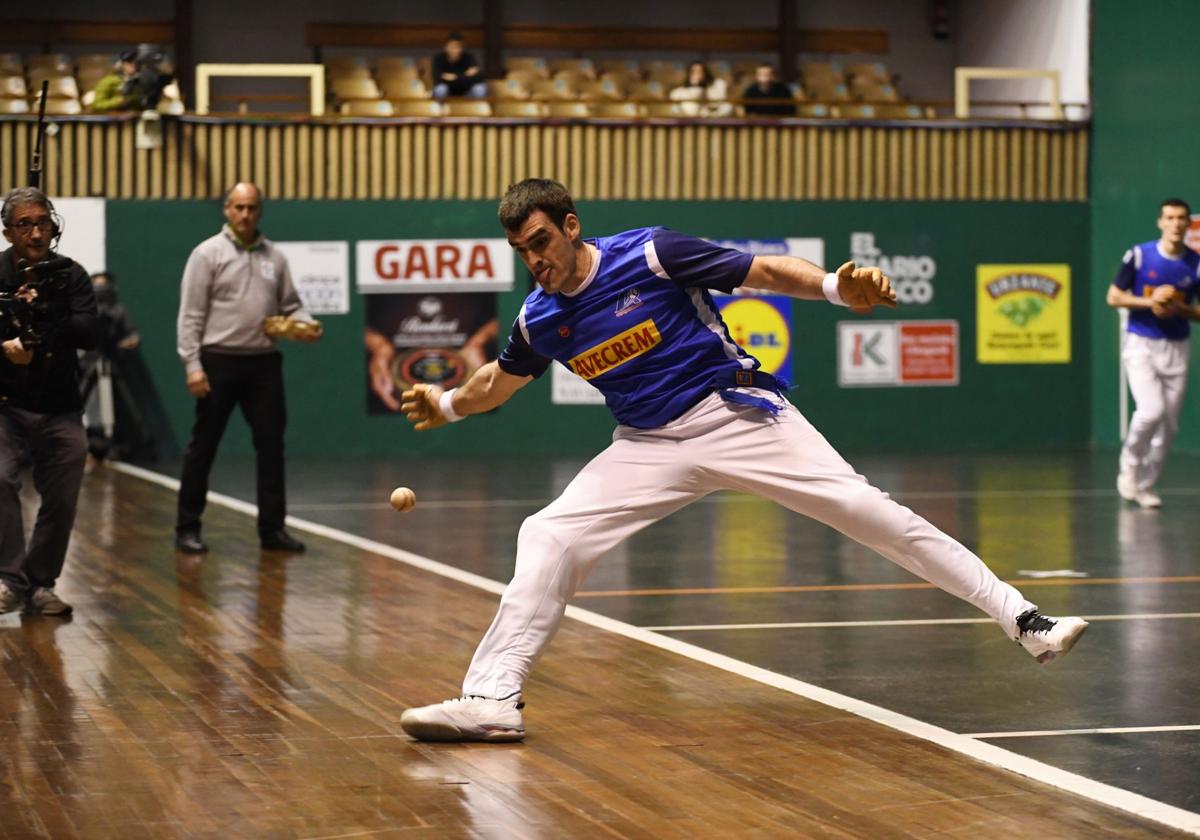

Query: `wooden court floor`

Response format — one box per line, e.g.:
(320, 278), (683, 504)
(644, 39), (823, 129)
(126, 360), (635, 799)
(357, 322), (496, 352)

(1, 451), (1197, 838)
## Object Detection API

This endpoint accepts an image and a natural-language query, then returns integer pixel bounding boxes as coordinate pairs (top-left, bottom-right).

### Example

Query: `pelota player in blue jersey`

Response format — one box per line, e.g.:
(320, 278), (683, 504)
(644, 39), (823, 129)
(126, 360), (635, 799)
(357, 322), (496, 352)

(1107, 198), (1200, 508)
(398, 178), (1089, 742)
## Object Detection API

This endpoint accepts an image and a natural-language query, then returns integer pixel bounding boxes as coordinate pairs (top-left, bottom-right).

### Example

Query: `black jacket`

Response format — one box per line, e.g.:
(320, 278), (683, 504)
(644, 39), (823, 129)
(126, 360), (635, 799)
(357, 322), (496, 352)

(0, 248), (98, 413)
(432, 51), (481, 96)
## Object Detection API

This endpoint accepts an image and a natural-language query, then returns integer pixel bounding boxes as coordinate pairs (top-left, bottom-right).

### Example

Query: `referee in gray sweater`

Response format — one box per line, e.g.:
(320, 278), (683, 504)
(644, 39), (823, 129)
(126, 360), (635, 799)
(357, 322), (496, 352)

(175, 182), (322, 554)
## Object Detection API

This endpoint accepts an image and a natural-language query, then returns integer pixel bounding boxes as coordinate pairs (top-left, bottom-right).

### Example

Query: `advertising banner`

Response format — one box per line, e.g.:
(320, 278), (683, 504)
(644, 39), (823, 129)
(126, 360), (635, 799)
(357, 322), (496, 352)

(838, 320), (958, 387)
(849, 231), (937, 305)
(716, 295), (794, 384)
(976, 264), (1071, 364)
(364, 293), (497, 414)
(275, 241), (349, 314)
(356, 239), (513, 293)
(54, 198), (106, 275)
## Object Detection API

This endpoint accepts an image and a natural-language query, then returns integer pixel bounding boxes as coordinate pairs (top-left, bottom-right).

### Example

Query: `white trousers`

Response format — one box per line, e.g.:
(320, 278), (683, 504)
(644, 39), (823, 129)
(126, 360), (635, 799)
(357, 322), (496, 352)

(463, 394), (1036, 699)
(1120, 333), (1190, 491)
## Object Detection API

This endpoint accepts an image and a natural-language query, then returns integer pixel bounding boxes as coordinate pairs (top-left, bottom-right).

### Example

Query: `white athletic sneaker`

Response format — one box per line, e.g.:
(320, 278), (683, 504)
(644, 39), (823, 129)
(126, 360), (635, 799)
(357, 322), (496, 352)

(1116, 472), (1137, 502)
(1135, 489), (1162, 509)
(400, 694), (526, 742)
(1017, 610), (1089, 664)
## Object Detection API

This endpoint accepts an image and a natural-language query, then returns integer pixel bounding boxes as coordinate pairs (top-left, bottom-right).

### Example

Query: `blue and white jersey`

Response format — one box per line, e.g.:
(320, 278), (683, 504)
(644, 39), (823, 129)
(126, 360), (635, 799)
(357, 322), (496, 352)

(1113, 240), (1200, 340)
(498, 227), (783, 428)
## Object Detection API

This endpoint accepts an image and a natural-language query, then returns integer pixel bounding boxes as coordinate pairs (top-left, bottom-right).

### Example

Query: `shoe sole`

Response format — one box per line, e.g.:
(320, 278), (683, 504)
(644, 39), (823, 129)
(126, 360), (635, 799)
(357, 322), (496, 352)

(27, 605), (72, 617)
(400, 716), (525, 743)
(1034, 620), (1089, 665)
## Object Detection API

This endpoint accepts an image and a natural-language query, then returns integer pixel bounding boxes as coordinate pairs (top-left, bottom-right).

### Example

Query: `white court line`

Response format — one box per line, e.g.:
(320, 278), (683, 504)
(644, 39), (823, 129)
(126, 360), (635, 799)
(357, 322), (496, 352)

(111, 462), (1200, 836)
(290, 499), (544, 511)
(968, 724), (1200, 739)
(288, 485), (1200, 512)
(643, 613), (1200, 632)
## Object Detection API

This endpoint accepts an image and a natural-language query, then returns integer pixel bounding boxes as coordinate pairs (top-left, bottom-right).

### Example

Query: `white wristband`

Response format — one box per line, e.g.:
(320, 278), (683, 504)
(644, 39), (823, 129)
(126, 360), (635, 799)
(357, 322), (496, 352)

(438, 388), (465, 423)
(822, 272), (848, 306)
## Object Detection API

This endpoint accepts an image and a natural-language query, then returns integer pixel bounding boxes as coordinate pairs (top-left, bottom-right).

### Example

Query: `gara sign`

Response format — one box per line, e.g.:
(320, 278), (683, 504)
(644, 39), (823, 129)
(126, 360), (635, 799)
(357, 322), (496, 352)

(357, 239), (514, 293)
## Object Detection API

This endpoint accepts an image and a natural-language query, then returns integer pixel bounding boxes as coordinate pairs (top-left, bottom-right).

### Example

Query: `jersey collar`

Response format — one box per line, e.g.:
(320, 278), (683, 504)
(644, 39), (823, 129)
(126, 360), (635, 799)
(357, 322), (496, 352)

(561, 241), (601, 298)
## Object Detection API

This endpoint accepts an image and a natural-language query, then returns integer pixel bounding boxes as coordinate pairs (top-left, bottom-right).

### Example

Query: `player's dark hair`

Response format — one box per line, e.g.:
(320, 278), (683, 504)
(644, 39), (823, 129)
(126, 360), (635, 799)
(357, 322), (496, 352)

(1160, 197), (1191, 217)
(1161, 196), (1190, 216)
(498, 178), (577, 232)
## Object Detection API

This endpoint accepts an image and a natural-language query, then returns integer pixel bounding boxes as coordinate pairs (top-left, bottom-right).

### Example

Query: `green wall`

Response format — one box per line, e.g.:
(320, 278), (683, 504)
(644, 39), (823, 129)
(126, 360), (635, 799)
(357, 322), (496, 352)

(1091, 0), (1200, 450)
(108, 199), (1089, 458)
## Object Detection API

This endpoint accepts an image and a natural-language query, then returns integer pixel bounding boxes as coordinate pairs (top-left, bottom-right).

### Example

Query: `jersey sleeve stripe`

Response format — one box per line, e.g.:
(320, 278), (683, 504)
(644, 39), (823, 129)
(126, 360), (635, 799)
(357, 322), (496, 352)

(687, 288), (755, 370)
(644, 240), (671, 280)
(517, 303), (531, 345)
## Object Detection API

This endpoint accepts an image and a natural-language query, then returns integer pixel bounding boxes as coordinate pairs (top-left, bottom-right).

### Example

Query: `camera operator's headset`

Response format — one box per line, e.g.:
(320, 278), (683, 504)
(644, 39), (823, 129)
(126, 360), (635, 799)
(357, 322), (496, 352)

(1, 188), (65, 251)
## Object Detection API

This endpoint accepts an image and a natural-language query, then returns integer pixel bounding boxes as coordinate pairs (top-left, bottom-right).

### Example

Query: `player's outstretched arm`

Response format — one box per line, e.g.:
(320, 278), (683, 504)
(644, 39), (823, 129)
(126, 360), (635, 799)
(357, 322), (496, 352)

(400, 361), (531, 431)
(742, 256), (896, 313)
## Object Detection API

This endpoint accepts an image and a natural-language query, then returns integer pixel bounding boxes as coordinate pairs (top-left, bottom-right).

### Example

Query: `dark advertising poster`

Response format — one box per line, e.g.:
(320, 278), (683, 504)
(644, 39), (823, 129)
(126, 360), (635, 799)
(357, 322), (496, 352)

(364, 293), (498, 414)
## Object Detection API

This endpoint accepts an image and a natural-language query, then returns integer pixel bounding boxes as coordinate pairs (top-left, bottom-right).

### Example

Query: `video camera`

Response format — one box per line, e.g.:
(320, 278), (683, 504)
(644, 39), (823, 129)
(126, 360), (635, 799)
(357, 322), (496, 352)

(0, 256), (72, 349)
(120, 43), (174, 109)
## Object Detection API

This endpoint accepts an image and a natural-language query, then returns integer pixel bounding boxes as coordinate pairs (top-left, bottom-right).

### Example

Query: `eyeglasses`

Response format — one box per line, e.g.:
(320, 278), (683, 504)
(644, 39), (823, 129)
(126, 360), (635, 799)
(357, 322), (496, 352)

(7, 219), (54, 234)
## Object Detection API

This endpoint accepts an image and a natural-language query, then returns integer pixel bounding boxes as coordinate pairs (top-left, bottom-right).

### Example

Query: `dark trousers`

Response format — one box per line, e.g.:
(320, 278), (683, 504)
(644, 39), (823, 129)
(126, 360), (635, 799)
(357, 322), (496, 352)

(176, 351), (287, 535)
(0, 407), (87, 593)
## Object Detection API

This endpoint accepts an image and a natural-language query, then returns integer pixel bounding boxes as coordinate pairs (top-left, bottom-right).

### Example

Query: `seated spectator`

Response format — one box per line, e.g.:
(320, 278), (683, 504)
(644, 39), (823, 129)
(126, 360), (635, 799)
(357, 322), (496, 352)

(668, 61), (732, 117)
(90, 55), (137, 113)
(742, 64), (793, 116)
(432, 32), (486, 101)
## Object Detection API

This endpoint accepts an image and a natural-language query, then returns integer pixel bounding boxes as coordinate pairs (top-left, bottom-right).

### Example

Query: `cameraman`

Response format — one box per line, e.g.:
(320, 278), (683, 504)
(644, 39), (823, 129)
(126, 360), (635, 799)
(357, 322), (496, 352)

(83, 271), (140, 460)
(121, 44), (172, 110)
(0, 188), (98, 616)
(91, 272), (140, 353)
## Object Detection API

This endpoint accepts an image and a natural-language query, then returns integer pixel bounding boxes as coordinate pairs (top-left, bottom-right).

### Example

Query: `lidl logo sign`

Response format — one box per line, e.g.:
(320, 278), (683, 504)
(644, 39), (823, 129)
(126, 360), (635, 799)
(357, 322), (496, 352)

(716, 295), (793, 383)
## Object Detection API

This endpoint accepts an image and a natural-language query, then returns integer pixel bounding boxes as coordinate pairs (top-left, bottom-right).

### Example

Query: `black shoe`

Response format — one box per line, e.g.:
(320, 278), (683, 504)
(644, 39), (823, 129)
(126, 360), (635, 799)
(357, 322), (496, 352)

(260, 529), (305, 552)
(175, 530), (208, 554)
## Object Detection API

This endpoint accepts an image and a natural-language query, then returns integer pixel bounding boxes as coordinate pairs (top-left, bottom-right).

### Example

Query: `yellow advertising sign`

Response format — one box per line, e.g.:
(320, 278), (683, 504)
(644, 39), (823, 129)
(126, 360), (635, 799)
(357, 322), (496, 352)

(976, 264), (1071, 363)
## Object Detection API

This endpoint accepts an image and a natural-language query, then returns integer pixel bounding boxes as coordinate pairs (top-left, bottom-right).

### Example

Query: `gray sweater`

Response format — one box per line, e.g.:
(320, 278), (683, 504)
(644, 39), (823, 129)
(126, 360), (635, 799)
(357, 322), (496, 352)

(176, 225), (312, 374)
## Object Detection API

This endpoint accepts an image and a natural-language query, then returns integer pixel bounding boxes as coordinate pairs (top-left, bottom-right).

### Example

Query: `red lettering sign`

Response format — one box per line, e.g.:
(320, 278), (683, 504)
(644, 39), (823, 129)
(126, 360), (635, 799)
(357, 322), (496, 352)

(375, 245), (400, 280)
(435, 244), (462, 278)
(467, 244), (493, 278)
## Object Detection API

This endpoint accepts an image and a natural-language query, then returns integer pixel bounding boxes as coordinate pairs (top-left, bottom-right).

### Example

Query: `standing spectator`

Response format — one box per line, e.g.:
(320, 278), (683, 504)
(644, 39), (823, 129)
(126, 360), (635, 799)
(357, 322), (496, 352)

(669, 61), (732, 117)
(1107, 198), (1200, 508)
(0, 188), (98, 616)
(742, 63), (794, 116)
(174, 182), (322, 554)
(431, 32), (487, 101)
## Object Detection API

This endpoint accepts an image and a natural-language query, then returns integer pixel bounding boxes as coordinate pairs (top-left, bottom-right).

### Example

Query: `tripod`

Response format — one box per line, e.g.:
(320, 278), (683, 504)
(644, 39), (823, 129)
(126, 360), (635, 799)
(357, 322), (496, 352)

(80, 350), (152, 460)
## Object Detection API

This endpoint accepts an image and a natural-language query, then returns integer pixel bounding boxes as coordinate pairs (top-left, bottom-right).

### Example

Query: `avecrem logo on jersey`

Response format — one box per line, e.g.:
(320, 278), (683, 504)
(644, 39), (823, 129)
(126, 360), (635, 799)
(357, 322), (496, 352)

(850, 231), (936, 304)
(568, 319), (662, 380)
